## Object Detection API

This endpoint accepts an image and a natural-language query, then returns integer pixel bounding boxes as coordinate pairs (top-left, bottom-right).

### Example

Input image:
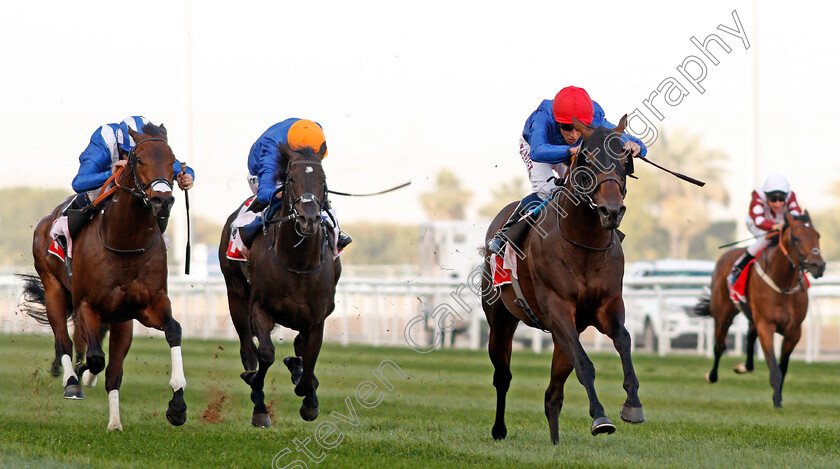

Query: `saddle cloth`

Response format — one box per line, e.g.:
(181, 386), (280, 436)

(491, 244), (520, 289)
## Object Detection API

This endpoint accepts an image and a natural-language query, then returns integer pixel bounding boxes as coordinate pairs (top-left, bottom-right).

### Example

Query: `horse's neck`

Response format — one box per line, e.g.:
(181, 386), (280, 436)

(554, 186), (612, 245)
(272, 208), (324, 271)
(763, 242), (800, 289)
(102, 190), (157, 249)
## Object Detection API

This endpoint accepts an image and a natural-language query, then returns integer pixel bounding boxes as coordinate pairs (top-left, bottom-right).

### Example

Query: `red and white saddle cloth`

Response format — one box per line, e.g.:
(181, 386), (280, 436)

(490, 244), (520, 289)
(728, 250), (810, 307)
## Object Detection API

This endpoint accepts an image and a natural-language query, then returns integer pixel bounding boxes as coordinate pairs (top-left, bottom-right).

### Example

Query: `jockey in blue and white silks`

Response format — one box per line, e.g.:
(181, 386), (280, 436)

(71, 116), (195, 206)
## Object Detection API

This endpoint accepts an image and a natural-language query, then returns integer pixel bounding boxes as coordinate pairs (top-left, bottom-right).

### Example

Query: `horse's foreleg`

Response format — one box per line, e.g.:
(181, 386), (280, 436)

(104, 321), (133, 431)
(545, 345), (573, 445)
(249, 304), (275, 427)
(161, 312), (187, 427)
(778, 326), (802, 396)
(486, 307), (518, 441)
(755, 321), (783, 408)
(609, 325), (645, 424)
(548, 300), (613, 436)
(293, 323), (324, 422)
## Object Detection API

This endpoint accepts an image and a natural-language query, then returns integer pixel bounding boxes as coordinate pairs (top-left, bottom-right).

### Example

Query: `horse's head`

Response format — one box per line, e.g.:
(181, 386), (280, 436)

(782, 210), (825, 278)
(570, 116), (632, 230)
(280, 141), (328, 237)
(126, 124), (176, 221)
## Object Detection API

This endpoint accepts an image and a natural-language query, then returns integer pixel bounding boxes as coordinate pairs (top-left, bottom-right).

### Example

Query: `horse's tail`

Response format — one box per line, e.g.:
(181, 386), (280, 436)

(16, 274), (71, 326)
(693, 289), (711, 317)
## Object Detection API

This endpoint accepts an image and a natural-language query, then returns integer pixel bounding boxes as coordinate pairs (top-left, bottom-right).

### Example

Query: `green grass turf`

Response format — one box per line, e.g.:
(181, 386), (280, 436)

(0, 333), (838, 468)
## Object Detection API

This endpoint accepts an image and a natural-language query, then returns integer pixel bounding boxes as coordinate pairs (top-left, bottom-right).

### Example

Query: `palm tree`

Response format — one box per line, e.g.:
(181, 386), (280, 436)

(419, 168), (473, 220)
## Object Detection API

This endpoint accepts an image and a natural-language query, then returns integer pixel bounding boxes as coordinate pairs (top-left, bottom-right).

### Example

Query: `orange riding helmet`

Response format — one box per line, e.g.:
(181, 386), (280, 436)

(287, 119), (328, 158)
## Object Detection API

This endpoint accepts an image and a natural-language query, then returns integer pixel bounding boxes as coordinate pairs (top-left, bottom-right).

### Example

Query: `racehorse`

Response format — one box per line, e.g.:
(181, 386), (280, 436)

(481, 116), (644, 444)
(21, 123), (187, 430)
(695, 211), (824, 407)
(218, 142), (341, 427)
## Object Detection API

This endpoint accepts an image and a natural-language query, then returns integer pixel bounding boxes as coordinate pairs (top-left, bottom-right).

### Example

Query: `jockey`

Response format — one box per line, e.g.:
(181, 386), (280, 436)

(55, 116), (195, 278)
(71, 116), (195, 209)
(487, 86), (647, 255)
(226, 118), (351, 261)
(727, 173), (802, 285)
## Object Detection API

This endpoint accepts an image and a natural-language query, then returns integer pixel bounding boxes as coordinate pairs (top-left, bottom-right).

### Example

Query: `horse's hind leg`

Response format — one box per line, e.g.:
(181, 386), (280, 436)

(76, 301), (106, 379)
(103, 321), (133, 431)
(486, 305), (519, 440)
(283, 334), (304, 386)
(291, 323), (325, 422)
(706, 305), (737, 383)
(224, 276), (258, 384)
(249, 304), (276, 427)
(41, 278), (82, 399)
(734, 323), (757, 374)
(545, 345), (573, 445)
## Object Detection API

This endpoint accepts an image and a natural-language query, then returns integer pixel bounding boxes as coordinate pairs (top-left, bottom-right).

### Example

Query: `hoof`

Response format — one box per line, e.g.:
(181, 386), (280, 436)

(82, 370), (98, 387)
(620, 405), (645, 424)
(252, 413), (271, 427)
(63, 377), (84, 399)
(166, 389), (187, 426)
(491, 423), (507, 441)
(284, 357), (303, 385)
(590, 416), (616, 436)
(107, 422), (123, 432)
(705, 371), (718, 383)
(732, 363), (750, 374)
(300, 403), (320, 421)
(240, 370), (257, 386)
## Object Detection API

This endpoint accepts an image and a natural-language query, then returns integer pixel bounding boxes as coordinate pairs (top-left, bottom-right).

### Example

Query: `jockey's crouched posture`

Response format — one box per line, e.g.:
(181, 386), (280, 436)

(226, 118), (352, 261)
(54, 116), (195, 277)
(487, 86), (647, 255)
(727, 173), (801, 286)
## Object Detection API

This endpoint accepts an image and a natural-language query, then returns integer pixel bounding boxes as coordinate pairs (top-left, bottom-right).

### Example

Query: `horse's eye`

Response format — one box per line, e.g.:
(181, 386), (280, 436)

(136, 157), (144, 166)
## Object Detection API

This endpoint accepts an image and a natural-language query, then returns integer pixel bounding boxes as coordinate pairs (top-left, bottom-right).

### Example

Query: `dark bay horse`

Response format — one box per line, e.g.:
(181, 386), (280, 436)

(481, 117), (644, 444)
(21, 123), (187, 430)
(219, 142), (341, 427)
(696, 211), (824, 407)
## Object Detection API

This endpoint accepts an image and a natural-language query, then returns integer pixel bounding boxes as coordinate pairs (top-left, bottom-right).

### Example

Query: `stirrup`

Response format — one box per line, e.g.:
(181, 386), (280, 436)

(487, 236), (505, 255)
(336, 232), (352, 250)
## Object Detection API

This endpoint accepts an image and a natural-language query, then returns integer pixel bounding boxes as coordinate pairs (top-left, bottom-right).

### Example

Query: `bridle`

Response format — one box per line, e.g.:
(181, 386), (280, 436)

(755, 221), (817, 293)
(569, 146), (629, 210)
(262, 158), (330, 274)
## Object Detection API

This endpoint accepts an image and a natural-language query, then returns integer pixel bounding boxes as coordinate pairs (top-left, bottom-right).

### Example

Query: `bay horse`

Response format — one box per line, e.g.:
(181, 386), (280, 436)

(695, 211), (824, 407)
(21, 123), (187, 430)
(481, 116), (644, 444)
(218, 142), (341, 427)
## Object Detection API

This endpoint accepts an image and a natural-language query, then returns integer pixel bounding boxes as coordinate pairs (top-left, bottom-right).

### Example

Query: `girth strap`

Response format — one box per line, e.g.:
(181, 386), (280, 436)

(510, 275), (549, 332)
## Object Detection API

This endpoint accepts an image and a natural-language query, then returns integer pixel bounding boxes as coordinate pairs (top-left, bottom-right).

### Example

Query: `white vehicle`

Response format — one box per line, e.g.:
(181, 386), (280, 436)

(623, 259), (716, 352)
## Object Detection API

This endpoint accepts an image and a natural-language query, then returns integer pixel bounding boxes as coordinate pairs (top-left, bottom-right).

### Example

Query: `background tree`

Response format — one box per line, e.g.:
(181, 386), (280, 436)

(478, 177), (529, 219)
(0, 187), (68, 269)
(622, 128), (732, 260)
(419, 168), (473, 220)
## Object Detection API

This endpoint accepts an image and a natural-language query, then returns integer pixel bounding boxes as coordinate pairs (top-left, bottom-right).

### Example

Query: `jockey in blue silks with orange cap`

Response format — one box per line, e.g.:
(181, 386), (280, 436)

(225, 118), (351, 261)
(487, 86), (647, 254)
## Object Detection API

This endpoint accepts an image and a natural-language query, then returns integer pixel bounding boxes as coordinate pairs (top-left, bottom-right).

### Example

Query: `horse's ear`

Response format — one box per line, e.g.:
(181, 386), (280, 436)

(612, 114), (628, 135)
(572, 117), (595, 140)
(127, 126), (141, 142)
(318, 141), (327, 159)
(159, 123), (167, 138)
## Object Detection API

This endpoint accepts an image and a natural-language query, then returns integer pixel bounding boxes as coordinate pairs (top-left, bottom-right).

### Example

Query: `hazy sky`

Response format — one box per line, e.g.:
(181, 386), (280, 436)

(2, 0), (838, 226)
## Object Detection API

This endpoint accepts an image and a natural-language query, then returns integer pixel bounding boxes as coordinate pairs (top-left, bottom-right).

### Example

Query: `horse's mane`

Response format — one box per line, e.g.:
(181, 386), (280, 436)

(273, 145), (321, 182)
(791, 212), (811, 223)
(140, 122), (166, 137)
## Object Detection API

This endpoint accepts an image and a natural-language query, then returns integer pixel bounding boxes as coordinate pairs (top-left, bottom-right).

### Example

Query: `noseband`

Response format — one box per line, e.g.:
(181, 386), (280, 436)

(120, 138), (175, 209)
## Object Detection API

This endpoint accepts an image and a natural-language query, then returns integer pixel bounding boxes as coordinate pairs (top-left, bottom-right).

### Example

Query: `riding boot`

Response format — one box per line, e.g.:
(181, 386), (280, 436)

(727, 253), (754, 286)
(336, 231), (353, 250)
(65, 256), (73, 281)
(487, 203), (530, 255)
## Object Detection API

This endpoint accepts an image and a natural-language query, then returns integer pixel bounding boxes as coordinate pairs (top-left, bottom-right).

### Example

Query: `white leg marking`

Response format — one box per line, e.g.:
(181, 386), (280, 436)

(82, 369), (98, 387)
(107, 390), (122, 431)
(169, 346), (186, 391)
(61, 354), (76, 387)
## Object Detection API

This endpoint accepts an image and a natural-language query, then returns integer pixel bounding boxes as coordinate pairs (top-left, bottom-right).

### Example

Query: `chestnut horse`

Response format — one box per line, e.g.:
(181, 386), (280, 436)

(481, 117), (644, 444)
(218, 143), (341, 427)
(696, 211), (824, 407)
(21, 123), (187, 430)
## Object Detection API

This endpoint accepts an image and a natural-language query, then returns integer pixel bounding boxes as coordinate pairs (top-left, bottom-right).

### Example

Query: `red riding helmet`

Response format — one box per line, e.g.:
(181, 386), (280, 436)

(552, 86), (594, 125)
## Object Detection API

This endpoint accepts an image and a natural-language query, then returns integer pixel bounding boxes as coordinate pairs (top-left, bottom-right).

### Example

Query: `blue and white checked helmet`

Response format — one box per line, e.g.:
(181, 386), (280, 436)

(116, 116), (149, 152)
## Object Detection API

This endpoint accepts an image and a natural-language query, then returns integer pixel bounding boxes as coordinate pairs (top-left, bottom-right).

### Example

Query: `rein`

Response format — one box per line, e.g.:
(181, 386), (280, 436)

(755, 225), (809, 294)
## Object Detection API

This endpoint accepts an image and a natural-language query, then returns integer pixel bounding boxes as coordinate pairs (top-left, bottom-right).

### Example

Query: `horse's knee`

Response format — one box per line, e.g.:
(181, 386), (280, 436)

(162, 319), (182, 348)
(493, 370), (512, 392)
(257, 343), (275, 365)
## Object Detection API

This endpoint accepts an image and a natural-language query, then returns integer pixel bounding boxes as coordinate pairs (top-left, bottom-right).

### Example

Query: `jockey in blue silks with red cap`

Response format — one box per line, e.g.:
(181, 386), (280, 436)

(487, 86), (647, 254)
